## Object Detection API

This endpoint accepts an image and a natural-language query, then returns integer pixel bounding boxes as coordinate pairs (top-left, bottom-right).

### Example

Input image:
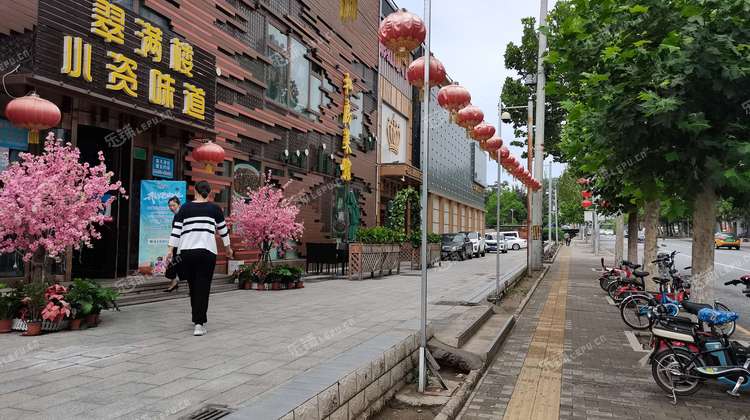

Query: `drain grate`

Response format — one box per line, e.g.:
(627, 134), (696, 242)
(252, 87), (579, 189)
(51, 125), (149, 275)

(180, 404), (234, 420)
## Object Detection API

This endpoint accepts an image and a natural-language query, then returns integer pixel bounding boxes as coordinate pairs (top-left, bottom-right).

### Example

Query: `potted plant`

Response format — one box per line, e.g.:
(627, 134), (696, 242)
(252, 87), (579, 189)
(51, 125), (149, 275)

(66, 278), (96, 330)
(41, 284), (71, 330)
(90, 285), (119, 326)
(236, 265), (252, 290)
(0, 288), (21, 333)
(20, 281), (47, 336)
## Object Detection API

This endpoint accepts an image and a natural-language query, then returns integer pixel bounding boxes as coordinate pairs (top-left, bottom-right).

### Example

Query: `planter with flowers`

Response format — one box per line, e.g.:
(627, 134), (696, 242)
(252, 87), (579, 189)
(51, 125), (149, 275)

(14, 283), (71, 335)
(0, 132), (125, 334)
(348, 227), (404, 280)
(231, 174), (304, 291)
(0, 288), (21, 333)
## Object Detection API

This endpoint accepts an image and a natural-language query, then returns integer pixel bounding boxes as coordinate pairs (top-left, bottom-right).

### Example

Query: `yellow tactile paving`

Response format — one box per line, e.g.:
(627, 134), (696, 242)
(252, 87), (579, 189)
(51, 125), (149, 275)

(503, 248), (570, 420)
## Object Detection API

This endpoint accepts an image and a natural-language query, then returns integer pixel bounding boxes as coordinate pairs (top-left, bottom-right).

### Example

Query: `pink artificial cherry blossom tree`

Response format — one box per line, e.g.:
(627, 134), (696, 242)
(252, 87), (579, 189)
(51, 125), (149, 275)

(231, 177), (304, 265)
(0, 132), (126, 281)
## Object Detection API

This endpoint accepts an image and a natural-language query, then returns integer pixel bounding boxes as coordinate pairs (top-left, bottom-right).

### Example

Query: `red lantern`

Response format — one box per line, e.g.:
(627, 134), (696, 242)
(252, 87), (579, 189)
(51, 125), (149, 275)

(4, 93), (61, 145)
(192, 140), (225, 173)
(407, 56), (446, 93)
(581, 190), (592, 199)
(456, 105), (483, 136)
(470, 122), (495, 143)
(378, 9), (426, 59)
(484, 136), (502, 153)
(437, 83), (471, 122)
(499, 146), (510, 160)
(582, 199), (593, 209)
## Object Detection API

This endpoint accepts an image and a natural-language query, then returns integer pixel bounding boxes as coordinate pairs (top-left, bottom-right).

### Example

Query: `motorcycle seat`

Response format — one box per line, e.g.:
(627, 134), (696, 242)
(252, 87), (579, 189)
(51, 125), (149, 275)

(633, 270), (649, 278)
(622, 260), (641, 269)
(697, 308), (738, 326)
(652, 277), (670, 284)
(681, 300), (712, 315)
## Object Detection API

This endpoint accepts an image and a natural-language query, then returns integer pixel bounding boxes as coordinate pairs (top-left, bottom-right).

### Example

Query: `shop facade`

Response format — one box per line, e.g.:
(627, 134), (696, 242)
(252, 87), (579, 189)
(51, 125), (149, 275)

(0, 0), (382, 280)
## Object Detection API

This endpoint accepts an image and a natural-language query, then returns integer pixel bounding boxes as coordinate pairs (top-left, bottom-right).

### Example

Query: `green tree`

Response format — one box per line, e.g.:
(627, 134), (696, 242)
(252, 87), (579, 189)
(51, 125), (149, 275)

(502, 17), (566, 160)
(547, 0), (750, 301)
(486, 186), (527, 228)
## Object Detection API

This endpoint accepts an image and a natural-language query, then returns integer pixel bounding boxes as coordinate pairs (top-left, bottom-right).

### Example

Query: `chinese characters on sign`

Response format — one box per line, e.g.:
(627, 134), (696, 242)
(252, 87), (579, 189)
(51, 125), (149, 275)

(340, 73), (353, 182)
(58, 0), (206, 121)
(152, 155), (175, 179)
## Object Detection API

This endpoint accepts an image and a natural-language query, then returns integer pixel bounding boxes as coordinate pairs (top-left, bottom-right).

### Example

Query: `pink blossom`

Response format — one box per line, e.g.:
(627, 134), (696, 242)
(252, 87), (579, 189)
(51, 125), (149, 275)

(232, 177), (304, 253)
(0, 132), (126, 261)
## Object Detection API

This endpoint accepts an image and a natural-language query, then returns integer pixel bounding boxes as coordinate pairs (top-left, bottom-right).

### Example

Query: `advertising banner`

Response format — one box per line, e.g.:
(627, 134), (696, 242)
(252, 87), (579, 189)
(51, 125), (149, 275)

(138, 180), (186, 275)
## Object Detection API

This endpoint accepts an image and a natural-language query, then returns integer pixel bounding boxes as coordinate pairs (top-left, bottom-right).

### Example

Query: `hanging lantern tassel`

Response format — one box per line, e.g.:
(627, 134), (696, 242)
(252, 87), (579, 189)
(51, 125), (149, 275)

(340, 0), (358, 22)
(28, 130), (40, 145)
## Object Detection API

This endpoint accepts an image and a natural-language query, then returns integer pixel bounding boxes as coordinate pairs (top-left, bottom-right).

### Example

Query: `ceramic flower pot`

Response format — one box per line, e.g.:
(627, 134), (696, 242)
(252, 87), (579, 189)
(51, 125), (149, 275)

(85, 314), (98, 327)
(69, 318), (82, 331)
(243, 281), (251, 290)
(0, 319), (12, 333)
(24, 321), (42, 336)
(296, 281), (304, 289)
(271, 282), (280, 290)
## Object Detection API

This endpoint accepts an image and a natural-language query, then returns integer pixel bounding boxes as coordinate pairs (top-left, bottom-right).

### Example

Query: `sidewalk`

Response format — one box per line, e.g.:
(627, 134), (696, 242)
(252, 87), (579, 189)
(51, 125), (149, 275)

(0, 252), (526, 420)
(459, 241), (750, 420)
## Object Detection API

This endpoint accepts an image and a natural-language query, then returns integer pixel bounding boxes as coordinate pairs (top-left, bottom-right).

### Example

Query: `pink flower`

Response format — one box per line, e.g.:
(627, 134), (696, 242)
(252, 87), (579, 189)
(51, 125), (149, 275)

(0, 132), (126, 261)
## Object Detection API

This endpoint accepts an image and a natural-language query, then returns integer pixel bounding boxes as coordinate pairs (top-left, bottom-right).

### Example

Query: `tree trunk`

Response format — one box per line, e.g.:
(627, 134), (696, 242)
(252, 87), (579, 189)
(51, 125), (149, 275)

(627, 210), (638, 263)
(642, 199), (660, 291)
(614, 213), (624, 264)
(691, 184), (717, 303)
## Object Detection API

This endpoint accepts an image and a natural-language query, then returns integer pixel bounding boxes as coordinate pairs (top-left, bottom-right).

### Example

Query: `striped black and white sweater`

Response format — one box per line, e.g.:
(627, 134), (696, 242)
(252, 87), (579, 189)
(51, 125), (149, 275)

(168, 201), (230, 255)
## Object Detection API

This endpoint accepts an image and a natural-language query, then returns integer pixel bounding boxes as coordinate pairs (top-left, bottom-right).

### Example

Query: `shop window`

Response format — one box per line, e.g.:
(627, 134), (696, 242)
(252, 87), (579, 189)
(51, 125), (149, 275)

(289, 38), (310, 113)
(264, 23), (327, 119)
(350, 93), (363, 139)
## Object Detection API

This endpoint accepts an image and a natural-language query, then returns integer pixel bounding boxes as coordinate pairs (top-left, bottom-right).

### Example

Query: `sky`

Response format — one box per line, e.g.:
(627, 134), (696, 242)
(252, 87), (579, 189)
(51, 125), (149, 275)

(395, 0), (566, 185)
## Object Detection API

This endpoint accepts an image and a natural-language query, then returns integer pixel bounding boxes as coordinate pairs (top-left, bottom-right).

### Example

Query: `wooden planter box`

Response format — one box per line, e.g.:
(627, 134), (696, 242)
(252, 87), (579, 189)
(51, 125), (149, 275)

(348, 243), (402, 280)
(409, 243), (442, 270)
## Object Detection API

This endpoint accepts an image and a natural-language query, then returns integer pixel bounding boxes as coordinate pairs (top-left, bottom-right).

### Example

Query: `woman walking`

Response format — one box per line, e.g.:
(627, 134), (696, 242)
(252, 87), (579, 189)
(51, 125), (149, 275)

(167, 181), (232, 336)
(164, 196), (181, 292)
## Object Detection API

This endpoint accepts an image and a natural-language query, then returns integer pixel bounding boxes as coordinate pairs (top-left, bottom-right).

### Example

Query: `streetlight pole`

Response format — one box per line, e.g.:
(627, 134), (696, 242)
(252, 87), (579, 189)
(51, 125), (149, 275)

(531, 0), (548, 270)
(417, 0), (432, 394)
(554, 178), (559, 244)
(495, 99), (503, 300)
(548, 162), (553, 244)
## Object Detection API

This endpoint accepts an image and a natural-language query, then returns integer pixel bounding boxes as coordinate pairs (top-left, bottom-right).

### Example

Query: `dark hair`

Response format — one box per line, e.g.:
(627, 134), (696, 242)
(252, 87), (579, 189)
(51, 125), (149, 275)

(168, 196), (181, 206)
(195, 181), (212, 199)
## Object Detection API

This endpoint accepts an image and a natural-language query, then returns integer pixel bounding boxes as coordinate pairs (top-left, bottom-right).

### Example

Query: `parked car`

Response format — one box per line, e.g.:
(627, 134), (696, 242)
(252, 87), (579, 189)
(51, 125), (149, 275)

(485, 233), (508, 253)
(499, 231), (527, 250)
(715, 232), (741, 250)
(461, 231), (486, 257)
(441, 233), (473, 261)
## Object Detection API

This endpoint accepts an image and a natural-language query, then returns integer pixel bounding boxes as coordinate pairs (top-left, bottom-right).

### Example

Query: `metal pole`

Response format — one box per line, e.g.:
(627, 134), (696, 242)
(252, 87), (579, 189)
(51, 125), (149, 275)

(531, 0), (548, 271)
(526, 98), (533, 276)
(418, 0), (431, 394)
(495, 100), (502, 298)
(547, 162), (552, 245)
(555, 179), (559, 244)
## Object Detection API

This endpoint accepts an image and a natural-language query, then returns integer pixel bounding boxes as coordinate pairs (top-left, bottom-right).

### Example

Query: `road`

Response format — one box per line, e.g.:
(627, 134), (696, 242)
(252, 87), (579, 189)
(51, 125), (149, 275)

(598, 236), (750, 337)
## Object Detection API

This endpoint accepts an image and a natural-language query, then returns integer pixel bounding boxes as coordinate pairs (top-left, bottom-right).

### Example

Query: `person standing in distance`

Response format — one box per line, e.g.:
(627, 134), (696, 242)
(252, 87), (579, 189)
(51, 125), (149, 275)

(164, 196), (181, 292)
(167, 181), (233, 336)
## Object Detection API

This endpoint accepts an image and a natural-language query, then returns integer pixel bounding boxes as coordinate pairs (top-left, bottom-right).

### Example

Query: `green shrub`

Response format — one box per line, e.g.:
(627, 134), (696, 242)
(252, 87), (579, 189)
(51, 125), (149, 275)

(356, 226), (405, 244)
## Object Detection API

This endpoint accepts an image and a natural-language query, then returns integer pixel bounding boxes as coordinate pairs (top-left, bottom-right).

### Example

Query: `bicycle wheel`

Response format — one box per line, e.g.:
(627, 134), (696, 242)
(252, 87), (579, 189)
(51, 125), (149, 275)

(651, 348), (704, 396)
(620, 295), (654, 330)
(607, 281), (629, 302)
(714, 302), (736, 337)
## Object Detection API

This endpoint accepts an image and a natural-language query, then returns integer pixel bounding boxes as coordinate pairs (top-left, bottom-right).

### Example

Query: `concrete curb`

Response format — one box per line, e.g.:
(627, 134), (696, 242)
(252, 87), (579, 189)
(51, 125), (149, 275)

(435, 265), (552, 420)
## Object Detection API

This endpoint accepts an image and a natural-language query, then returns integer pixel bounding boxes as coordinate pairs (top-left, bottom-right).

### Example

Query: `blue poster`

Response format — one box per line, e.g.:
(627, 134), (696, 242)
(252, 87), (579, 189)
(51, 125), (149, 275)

(138, 180), (186, 275)
(152, 155), (174, 179)
(0, 118), (29, 151)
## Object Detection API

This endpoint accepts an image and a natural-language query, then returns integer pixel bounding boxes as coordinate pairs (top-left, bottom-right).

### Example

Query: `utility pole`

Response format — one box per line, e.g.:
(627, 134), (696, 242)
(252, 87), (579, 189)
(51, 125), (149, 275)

(526, 98), (534, 275)
(554, 179), (559, 244)
(417, 0), (432, 394)
(547, 162), (553, 244)
(531, 0), (548, 270)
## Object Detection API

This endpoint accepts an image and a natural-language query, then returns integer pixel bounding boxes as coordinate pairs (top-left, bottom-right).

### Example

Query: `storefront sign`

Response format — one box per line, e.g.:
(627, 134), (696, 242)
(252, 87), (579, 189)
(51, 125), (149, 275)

(152, 155), (174, 179)
(138, 180), (186, 275)
(35, 0), (215, 128)
(380, 104), (407, 164)
(0, 118), (29, 151)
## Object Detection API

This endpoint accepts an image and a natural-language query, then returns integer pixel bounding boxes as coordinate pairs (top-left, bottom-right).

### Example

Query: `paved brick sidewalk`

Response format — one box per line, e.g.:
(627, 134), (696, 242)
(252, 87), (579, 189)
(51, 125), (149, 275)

(0, 252), (525, 420)
(460, 241), (750, 420)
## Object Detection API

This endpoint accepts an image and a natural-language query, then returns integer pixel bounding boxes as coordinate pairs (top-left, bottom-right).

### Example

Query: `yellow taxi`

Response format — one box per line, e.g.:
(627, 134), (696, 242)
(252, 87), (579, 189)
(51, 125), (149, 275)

(714, 232), (741, 250)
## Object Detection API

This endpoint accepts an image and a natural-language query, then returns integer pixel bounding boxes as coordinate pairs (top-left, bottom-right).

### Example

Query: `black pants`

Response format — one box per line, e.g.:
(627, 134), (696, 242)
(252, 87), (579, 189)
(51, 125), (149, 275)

(178, 249), (216, 325)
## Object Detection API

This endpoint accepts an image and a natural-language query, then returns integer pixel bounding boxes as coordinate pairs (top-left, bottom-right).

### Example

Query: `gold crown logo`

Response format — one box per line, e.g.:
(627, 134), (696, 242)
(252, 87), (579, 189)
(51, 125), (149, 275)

(387, 115), (401, 155)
